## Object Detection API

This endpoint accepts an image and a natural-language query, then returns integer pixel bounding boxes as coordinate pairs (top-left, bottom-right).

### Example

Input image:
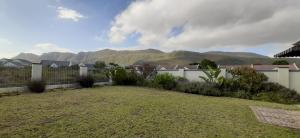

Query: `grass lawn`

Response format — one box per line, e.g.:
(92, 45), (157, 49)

(1, 86), (300, 137)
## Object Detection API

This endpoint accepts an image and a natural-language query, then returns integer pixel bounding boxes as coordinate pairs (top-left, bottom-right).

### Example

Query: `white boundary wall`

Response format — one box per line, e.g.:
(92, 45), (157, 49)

(158, 68), (300, 93)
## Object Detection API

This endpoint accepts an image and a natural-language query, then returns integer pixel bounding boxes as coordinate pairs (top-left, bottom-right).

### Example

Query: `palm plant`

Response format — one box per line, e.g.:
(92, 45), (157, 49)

(199, 66), (225, 85)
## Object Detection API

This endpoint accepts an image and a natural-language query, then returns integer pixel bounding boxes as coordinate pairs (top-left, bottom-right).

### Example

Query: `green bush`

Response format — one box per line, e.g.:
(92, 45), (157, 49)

(153, 73), (177, 90)
(77, 76), (95, 88)
(176, 82), (203, 94)
(123, 71), (143, 86)
(27, 80), (46, 93)
(110, 67), (127, 85)
(231, 90), (252, 99)
(176, 82), (222, 96)
(110, 67), (143, 86)
(228, 67), (268, 94)
(253, 83), (300, 104)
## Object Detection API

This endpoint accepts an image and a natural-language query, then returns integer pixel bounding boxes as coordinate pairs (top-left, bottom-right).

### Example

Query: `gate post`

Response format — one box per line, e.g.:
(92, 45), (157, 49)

(31, 63), (42, 81)
(80, 66), (88, 77)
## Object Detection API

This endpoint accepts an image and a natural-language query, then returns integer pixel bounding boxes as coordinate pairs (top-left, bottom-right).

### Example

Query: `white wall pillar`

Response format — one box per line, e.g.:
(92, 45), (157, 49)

(31, 63), (42, 81)
(277, 67), (290, 88)
(220, 68), (227, 78)
(178, 69), (185, 77)
(80, 66), (88, 77)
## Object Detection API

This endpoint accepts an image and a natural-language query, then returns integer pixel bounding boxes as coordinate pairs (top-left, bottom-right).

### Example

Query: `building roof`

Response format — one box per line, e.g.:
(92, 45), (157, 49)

(0, 58), (31, 68)
(41, 60), (70, 67)
(78, 63), (95, 69)
(220, 63), (299, 71)
(157, 64), (199, 70)
(274, 40), (300, 57)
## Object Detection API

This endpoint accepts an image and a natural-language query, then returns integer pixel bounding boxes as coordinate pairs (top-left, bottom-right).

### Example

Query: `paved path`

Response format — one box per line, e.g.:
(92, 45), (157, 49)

(250, 106), (300, 129)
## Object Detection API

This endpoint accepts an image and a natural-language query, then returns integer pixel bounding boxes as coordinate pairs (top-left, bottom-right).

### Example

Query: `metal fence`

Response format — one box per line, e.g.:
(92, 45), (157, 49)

(42, 66), (79, 85)
(0, 67), (31, 88)
(0, 64), (110, 89)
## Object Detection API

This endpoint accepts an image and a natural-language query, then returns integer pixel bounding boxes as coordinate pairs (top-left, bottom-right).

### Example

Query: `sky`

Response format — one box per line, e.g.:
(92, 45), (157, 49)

(0, 0), (300, 58)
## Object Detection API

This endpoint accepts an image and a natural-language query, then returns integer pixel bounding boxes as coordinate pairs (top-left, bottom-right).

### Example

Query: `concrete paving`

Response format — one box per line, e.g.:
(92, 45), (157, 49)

(250, 106), (300, 129)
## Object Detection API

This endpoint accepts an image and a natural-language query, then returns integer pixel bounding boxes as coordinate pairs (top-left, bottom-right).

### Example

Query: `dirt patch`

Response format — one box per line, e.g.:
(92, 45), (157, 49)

(250, 106), (300, 129)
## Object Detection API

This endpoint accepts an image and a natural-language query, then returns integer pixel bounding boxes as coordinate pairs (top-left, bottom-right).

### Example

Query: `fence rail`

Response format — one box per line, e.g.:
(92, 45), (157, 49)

(0, 64), (110, 89)
(0, 67), (31, 88)
(42, 67), (79, 85)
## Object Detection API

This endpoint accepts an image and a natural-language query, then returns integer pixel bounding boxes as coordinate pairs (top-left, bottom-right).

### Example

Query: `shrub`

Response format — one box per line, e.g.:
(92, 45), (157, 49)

(219, 78), (240, 92)
(228, 67), (268, 94)
(94, 61), (106, 69)
(176, 82), (203, 94)
(110, 67), (143, 86)
(110, 67), (127, 85)
(77, 75), (95, 88)
(231, 90), (252, 99)
(254, 82), (300, 104)
(176, 82), (222, 96)
(175, 77), (189, 84)
(153, 73), (177, 90)
(123, 71), (143, 85)
(27, 80), (46, 93)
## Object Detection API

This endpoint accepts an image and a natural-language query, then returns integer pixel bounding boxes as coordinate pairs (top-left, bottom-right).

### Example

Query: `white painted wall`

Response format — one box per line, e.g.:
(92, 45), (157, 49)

(184, 71), (206, 82)
(158, 68), (300, 93)
(257, 71), (278, 83)
(158, 70), (184, 78)
(290, 71), (300, 92)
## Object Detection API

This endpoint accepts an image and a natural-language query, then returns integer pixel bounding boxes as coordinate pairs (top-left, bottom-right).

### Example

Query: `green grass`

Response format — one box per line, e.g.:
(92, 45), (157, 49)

(1, 86), (300, 137)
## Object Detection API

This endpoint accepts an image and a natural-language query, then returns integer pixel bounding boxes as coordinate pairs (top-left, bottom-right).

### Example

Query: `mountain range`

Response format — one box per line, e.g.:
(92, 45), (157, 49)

(13, 49), (300, 66)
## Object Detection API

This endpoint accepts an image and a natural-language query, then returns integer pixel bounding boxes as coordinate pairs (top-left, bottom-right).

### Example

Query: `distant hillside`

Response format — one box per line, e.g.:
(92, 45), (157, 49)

(15, 53), (40, 63)
(13, 49), (300, 66)
(204, 51), (268, 58)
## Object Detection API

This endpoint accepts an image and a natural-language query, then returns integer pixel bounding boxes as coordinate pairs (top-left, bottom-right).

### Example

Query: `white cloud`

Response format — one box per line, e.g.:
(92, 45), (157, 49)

(109, 0), (300, 50)
(57, 6), (84, 22)
(29, 43), (72, 55)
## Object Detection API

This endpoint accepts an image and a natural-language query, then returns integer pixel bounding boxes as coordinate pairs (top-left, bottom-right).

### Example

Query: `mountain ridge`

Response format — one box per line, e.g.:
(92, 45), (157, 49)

(13, 49), (300, 66)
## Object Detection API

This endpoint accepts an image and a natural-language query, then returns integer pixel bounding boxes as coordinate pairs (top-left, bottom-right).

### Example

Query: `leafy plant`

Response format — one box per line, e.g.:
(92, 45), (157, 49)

(176, 82), (222, 96)
(27, 80), (46, 93)
(199, 66), (225, 86)
(254, 82), (300, 104)
(94, 61), (106, 69)
(153, 73), (177, 90)
(228, 67), (268, 94)
(108, 67), (143, 85)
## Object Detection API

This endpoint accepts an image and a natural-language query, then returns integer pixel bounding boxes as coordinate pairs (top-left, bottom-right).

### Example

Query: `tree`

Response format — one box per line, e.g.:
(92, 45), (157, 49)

(199, 59), (217, 69)
(142, 64), (156, 78)
(94, 61), (106, 69)
(272, 60), (289, 65)
(109, 62), (119, 67)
